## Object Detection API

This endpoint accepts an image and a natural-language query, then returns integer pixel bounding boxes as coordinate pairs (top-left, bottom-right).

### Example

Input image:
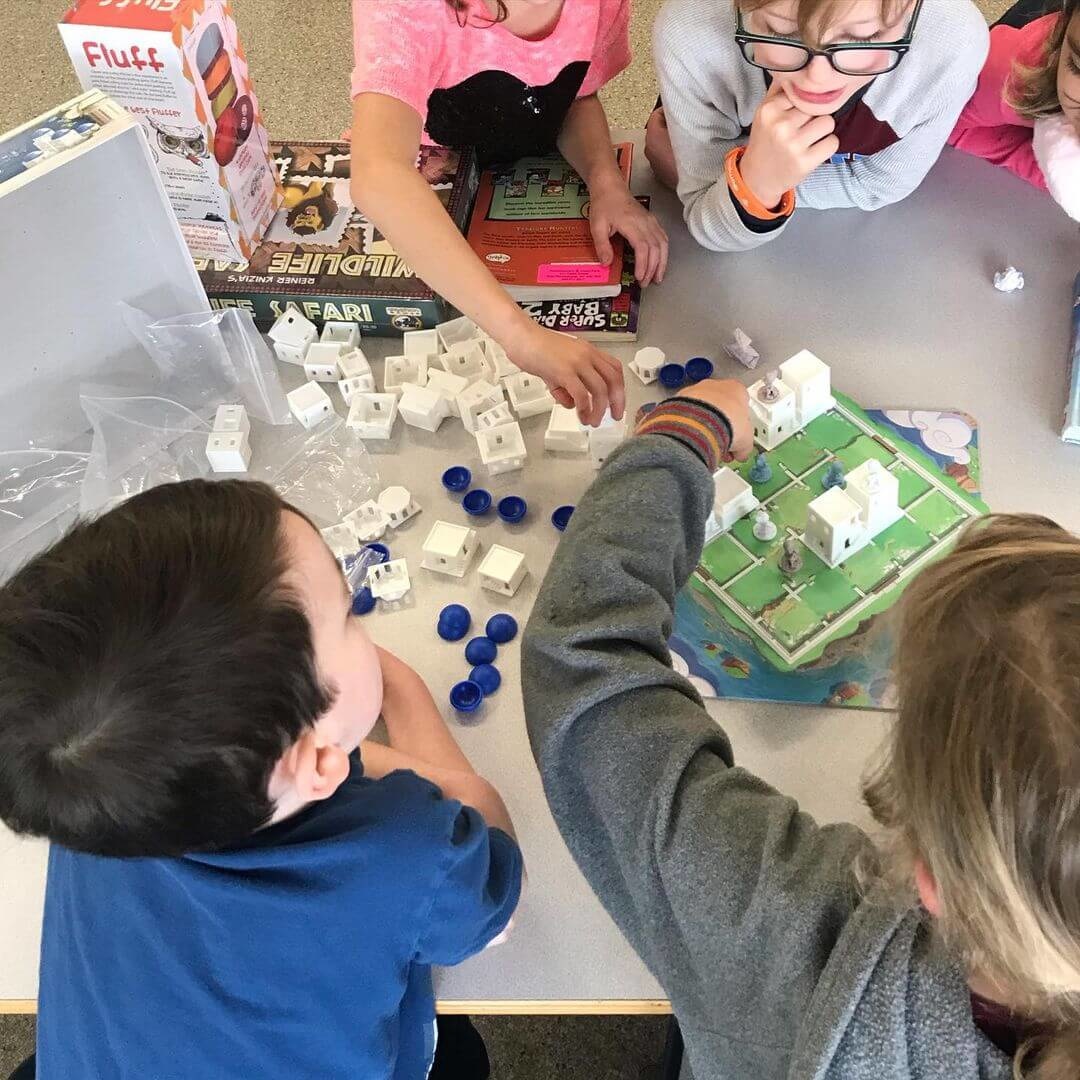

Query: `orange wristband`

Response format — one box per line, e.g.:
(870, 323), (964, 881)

(725, 146), (795, 221)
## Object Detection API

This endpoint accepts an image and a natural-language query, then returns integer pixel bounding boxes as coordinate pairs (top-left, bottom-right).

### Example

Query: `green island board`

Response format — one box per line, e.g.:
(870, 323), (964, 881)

(678, 392), (988, 689)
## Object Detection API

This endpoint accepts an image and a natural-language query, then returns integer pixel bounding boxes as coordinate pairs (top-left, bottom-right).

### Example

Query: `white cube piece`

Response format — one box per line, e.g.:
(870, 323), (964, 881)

(457, 380), (505, 434)
(320, 321), (360, 350)
(425, 369), (469, 416)
(483, 339), (519, 381)
(273, 340), (307, 366)
(437, 315), (480, 351)
(338, 374), (377, 405)
(205, 430), (252, 474)
(367, 558), (411, 602)
(630, 346), (666, 385)
(588, 419), (626, 469)
(477, 402), (515, 430)
(346, 394), (399, 439)
(344, 500), (389, 542)
(338, 348), (371, 380)
(213, 404), (249, 436)
(320, 522), (360, 559)
(477, 544), (528, 597)
(421, 521), (480, 577)
(383, 354), (428, 392)
(545, 405), (589, 453)
(268, 306), (318, 351)
(403, 328), (440, 362)
(286, 381), (335, 429)
(398, 383), (449, 432)
(505, 372), (556, 418)
(377, 485), (421, 528)
(476, 421), (528, 475)
(437, 341), (487, 384)
(303, 341), (343, 382)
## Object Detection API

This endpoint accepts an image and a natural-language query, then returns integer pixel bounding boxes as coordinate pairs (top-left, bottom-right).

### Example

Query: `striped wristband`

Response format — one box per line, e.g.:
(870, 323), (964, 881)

(635, 396), (733, 472)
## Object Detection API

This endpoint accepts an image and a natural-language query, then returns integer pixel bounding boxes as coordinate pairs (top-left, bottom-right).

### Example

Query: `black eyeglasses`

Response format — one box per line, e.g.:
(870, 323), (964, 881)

(735, 0), (923, 76)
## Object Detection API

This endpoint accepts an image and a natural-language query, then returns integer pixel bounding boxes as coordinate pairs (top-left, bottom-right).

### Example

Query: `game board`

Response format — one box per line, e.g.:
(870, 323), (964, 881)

(671, 393), (987, 709)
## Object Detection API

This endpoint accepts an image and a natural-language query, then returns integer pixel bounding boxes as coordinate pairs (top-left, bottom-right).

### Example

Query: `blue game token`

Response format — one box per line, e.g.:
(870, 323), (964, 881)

(363, 542), (390, 564)
(685, 356), (714, 383)
(464, 637), (498, 665)
(470, 664), (502, 696)
(551, 505), (575, 532)
(442, 465), (472, 492)
(497, 496), (527, 524)
(450, 680), (484, 713)
(437, 603), (471, 642)
(462, 489), (492, 516)
(485, 613), (518, 644)
(351, 587), (376, 616)
(659, 363), (687, 390)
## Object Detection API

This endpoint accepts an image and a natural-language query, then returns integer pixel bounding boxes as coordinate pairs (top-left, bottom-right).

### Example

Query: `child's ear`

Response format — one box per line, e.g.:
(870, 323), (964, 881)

(914, 859), (941, 918)
(291, 731), (351, 803)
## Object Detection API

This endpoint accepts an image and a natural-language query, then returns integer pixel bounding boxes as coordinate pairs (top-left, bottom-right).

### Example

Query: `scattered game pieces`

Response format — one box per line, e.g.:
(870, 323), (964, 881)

(470, 664), (502, 696)
(367, 558), (411, 602)
(377, 486), (421, 528)
(685, 357), (714, 383)
(477, 421), (528, 475)
(465, 637), (498, 665)
(462, 489), (493, 516)
(437, 604), (472, 641)
(751, 508), (777, 542)
(821, 461), (846, 490)
(441, 465), (472, 492)
(504, 372), (556, 418)
(748, 453), (772, 485)
(351, 587), (376, 616)
(485, 613), (518, 644)
(545, 406), (589, 453)
(778, 537), (803, 577)
(724, 328), (760, 370)
(346, 393), (398, 439)
(658, 363), (687, 390)
(421, 521), (480, 577)
(364, 542), (390, 564)
(993, 266), (1025, 293)
(450, 680), (484, 713)
(303, 341), (344, 383)
(551, 505), (575, 531)
(286, 381), (335, 429)
(630, 346), (666, 385)
(497, 496), (528, 524)
(477, 544), (528, 596)
(398, 383), (449, 432)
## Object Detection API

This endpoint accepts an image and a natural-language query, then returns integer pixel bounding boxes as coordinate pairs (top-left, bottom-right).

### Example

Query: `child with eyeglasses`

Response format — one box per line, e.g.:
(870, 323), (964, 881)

(645, 0), (989, 251)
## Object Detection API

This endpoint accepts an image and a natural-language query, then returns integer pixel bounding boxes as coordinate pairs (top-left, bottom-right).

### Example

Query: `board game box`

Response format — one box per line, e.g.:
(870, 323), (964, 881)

(1063, 271), (1080, 445)
(671, 386), (988, 709)
(467, 144), (633, 301)
(195, 140), (478, 333)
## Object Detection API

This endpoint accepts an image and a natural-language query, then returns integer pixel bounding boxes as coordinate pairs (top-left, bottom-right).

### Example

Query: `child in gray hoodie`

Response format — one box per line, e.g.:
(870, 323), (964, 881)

(523, 380), (1080, 1080)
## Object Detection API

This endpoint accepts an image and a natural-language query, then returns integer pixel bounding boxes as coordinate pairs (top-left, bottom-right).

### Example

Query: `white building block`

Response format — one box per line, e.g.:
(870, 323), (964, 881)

(403, 328), (440, 362)
(367, 558), (411, 602)
(421, 521), (480, 578)
(545, 405), (589, 453)
(703, 467), (760, 542)
(213, 404), (249, 436)
(588, 417), (626, 469)
(377, 485), (421, 528)
(630, 346), (665, 385)
(437, 315), (480, 351)
(346, 394), (398, 439)
(273, 340), (307, 366)
(303, 341), (343, 383)
(437, 341), (487, 385)
(425, 369), (469, 416)
(383, 354), (429, 392)
(320, 321), (360, 351)
(845, 459), (901, 535)
(268, 306), (318, 352)
(344, 500), (389, 542)
(398, 383), (449, 432)
(748, 375), (798, 451)
(803, 460), (901, 568)
(476, 421), (527, 475)
(338, 348), (371, 380)
(779, 350), (834, 428)
(320, 522), (359, 559)
(338, 374), (376, 405)
(286, 381), (335, 429)
(477, 402), (516, 430)
(504, 372), (556, 418)
(483, 339), (519, 381)
(477, 544), (528, 597)
(457, 380), (505, 434)
(205, 430), (252, 474)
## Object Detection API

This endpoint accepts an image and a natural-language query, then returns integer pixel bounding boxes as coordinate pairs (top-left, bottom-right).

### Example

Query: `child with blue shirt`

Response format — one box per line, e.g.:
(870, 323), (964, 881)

(0, 479), (522, 1079)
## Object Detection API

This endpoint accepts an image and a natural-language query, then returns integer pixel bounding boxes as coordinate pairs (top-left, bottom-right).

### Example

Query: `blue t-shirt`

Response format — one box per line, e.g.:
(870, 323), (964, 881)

(36, 758), (523, 1079)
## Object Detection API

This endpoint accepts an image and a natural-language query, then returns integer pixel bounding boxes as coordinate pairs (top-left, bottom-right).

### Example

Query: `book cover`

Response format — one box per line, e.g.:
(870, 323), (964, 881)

(467, 144), (633, 301)
(194, 140), (478, 333)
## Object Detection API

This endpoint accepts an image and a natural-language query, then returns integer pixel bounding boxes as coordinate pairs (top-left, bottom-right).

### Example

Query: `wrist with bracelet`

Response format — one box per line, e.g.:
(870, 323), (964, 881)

(725, 146), (796, 221)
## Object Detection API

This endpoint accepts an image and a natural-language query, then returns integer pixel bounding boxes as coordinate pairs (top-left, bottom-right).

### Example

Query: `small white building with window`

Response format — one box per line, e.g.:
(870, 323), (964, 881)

(749, 350), (834, 450)
(803, 459), (902, 567)
(704, 467), (760, 542)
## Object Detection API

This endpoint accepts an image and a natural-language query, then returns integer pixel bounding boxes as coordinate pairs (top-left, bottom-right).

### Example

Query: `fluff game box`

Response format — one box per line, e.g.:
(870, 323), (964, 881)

(59, 0), (280, 261)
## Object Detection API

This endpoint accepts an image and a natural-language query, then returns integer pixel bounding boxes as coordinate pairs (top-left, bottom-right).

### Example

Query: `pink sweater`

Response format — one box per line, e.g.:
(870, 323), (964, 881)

(947, 14), (1055, 191)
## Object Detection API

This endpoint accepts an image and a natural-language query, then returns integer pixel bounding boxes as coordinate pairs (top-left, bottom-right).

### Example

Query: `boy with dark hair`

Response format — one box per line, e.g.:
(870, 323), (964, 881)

(0, 479), (521, 1079)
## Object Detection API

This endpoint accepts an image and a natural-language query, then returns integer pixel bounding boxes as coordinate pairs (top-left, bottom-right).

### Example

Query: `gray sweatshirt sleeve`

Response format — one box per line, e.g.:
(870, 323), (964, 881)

(523, 433), (871, 1041)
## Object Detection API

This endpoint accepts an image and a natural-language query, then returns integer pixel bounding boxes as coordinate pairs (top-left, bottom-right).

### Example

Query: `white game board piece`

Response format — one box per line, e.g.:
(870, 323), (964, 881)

(378, 485), (421, 528)
(205, 431), (252, 473)
(476, 421), (527, 475)
(421, 521), (480, 577)
(338, 373), (376, 405)
(504, 372), (556, 418)
(477, 544), (528, 597)
(457, 380), (505, 434)
(346, 393), (398, 439)
(344, 500), (389, 542)
(545, 405), (588, 453)
(213, 404), (249, 436)
(587, 415), (626, 469)
(268, 306), (317, 351)
(320, 321), (360, 350)
(338, 348), (371, 380)
(437, 341), (487, 385)
(477, 402), (515, 430)
(303, 341), (344, 383)
(398, 383), (449, 432)
(426, 369), (470, 416)
(437, 315), (481, 351)
(629, 346), (665, 385)
(320, 521), (360, 559)
(403, 328), (440, 362)
(367, 558), (411, 602)
(383, 354), (428, 392)
(286, 381), (335, 429)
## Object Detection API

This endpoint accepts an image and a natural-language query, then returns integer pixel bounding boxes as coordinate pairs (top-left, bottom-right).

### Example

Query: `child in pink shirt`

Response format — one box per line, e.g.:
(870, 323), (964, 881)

(948, 0), (1080, 221)
(350, 0), (668, 425)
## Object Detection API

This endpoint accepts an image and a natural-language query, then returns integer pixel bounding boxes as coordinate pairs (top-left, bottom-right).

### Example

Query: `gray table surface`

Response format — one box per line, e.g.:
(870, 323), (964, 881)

(1, 141), (1078, 1009)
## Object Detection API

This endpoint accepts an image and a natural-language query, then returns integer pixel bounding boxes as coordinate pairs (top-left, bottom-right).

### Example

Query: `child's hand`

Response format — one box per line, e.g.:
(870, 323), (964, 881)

(680, 379), (753, 461)
(739, 82), (840, 209)
(505, 322), (626, 426)
(587, 176), (669, 286)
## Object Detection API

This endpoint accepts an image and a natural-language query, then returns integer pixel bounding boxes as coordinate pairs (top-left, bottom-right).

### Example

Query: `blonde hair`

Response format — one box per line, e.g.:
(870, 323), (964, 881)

(863, 514), (1080, 1078)
(735, 0), (910, 48)
(1008, 1), (1076, 120)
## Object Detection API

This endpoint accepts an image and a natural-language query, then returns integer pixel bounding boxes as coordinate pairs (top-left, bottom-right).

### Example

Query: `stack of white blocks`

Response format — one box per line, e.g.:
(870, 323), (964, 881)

(205, 404), (252, 473)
